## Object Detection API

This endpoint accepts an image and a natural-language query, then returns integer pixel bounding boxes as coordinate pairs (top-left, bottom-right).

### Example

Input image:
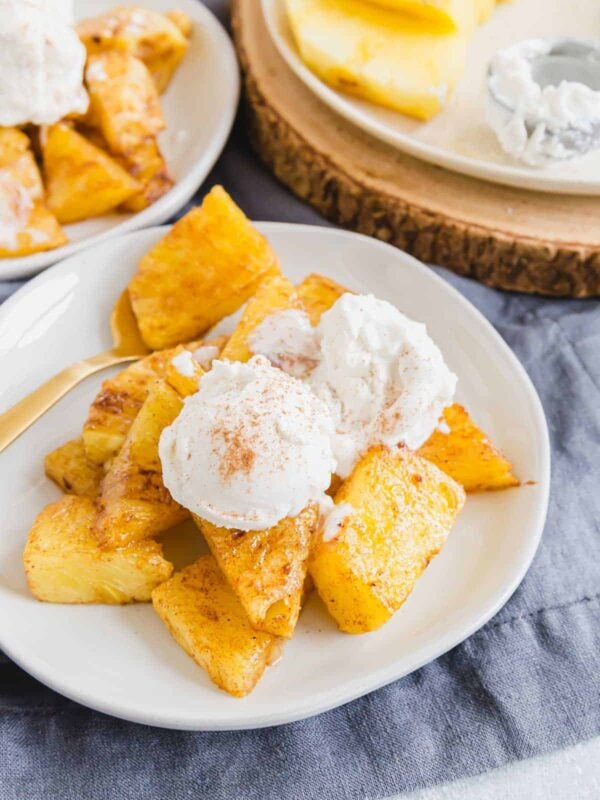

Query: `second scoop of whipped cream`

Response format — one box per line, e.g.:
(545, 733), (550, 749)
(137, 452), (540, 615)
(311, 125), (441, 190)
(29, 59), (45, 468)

(159, 355), (336, 531)
(0, 0), (88, 127)
(251, 293), (457, 478)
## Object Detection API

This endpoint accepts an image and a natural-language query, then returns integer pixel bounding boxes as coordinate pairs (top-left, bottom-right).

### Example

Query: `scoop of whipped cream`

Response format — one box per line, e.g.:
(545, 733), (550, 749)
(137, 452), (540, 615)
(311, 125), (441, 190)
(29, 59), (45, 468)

(0, 0), (88, 127)
(251, 293), (457, 478)
(159, 355), (336, 531)
(487, 39), (600, 166)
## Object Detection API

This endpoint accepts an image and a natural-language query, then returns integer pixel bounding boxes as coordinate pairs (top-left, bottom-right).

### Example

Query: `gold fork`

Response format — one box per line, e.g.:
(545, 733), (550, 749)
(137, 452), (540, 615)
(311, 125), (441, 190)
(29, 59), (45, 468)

(0, 290), (150, 454)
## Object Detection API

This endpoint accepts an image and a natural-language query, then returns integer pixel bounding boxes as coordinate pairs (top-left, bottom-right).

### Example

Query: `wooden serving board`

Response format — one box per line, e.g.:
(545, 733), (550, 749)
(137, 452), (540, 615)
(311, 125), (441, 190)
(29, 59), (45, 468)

(231, 0), (600, 297)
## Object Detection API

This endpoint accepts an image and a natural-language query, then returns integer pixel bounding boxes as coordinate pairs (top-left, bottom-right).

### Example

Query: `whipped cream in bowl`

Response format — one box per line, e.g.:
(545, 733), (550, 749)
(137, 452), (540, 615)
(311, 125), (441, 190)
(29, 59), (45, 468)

(486, 38), (600, 167)
(0, 0), (88, 127)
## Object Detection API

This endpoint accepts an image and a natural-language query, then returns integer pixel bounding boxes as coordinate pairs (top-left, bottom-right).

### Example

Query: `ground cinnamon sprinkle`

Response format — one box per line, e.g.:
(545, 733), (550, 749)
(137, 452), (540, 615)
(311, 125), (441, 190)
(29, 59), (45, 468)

(213, 420), (257, 482)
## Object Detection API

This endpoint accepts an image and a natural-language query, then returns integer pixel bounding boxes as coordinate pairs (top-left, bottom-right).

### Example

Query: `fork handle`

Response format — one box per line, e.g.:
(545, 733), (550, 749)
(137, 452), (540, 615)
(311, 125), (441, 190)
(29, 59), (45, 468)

(0, 351), (135, 455)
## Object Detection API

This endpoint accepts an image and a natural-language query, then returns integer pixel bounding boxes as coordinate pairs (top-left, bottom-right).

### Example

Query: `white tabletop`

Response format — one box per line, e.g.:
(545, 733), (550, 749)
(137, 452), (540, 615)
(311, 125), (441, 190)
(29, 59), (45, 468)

(389, 736), (600, 800)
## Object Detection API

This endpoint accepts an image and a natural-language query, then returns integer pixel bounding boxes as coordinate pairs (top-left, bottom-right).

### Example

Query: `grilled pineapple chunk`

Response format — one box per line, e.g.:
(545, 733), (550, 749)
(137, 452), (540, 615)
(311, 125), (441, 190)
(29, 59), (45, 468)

(153, 556), (282, 697)
(77, 6), (190, 93)
(82, 340), (204, 464)
(166, 9), (193, 38)
(310, 446), (465, 633)
(165, 346), (206, 397)
(42, 123), (140, 223)
(24, 496), (173, 603)
(297, 273), (349, 324)
(85, 52), (165, 154)
(118, 138), (173, 212)
(0, 128), (66, 258)
(44, 438), (104, 498)
(285, 0), (469, 120)
(95, 380), (188, 548)
(418, 404), (519, 492)
(129, 186), (281, 349)
(220, 274), (301, 363)
(361, 0), (476, 32)
(195, 504), (318, 638)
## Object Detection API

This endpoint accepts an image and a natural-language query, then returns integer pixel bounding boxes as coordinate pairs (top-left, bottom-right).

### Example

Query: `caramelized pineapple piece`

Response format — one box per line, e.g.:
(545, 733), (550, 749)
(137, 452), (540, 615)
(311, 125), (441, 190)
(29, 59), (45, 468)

(296, 273), (349, 324)
(285, 0), (469, 120)
(195, 504), (318, 638)
(95, 380), (188, 548)
(85, 52), (165, 154)
(77, 6), (190, 93)
(24, 496), (173, 603)
(42, 123), (140, 223)
(220, 274), (301, 363)
(166, 9), (193, 38)
(310, 446), (465, 633)
(129, 186), (281, 350)
(118, 138), (173, 212)
(44, 438), (104, 498)
(418, 404), (519, 492)
(153, 555), (282, 697)
(82, 340), (203, 464)
(0, 128), (66, 258)
(165, 346), (206, 397)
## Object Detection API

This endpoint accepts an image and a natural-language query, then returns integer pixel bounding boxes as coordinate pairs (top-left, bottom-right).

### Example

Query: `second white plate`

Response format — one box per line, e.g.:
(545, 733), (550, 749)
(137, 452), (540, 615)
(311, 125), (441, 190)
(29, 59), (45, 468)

(263, 0), (600, 195)
(0, 223), (549, 730)
(0, 0), (240, 281)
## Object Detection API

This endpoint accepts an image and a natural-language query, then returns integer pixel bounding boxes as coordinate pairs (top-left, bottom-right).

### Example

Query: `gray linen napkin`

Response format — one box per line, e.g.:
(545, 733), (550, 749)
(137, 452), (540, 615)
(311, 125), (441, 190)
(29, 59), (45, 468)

(1, 3), (599, 798)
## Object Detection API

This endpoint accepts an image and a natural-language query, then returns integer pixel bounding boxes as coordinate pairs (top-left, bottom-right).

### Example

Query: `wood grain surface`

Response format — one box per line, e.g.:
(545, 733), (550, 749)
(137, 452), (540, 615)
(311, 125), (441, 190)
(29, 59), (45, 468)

(231, 0), (600, 297)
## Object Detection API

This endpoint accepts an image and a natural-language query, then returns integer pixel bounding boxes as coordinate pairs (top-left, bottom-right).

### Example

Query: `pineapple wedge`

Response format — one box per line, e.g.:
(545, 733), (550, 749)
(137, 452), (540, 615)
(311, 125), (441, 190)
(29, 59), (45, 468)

(165, 346), (206, 397)
(418, 404), (519, 492)
(44, 438), (104, 498)
(77, 6), (190, 93)
(85, 52), (165, 154)
(82, 340), (205, 465)
(296, 273), (349, 324)
(361, 0), (476, 32)
(128, 186), (281, 350)
(24, 496), (173, 603)
(220, 274), (301, 363)
(310, 446), (465, 633)
(118, 138), (173, 212)
(153, 556), (282, 697)
(95, 380), (188, 548)
(195, 503), (318, 638)
(285, 0), (470, 120)
(42, 123), (140, 223)
(0, 128), (66, 258)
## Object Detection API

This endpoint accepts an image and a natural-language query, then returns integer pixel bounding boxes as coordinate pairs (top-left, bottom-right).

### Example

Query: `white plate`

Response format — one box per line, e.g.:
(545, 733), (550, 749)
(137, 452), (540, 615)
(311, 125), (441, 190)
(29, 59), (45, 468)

(263, 0), (600, 195)
(0, 0), (239, 281)
(0, 224), (550, 731)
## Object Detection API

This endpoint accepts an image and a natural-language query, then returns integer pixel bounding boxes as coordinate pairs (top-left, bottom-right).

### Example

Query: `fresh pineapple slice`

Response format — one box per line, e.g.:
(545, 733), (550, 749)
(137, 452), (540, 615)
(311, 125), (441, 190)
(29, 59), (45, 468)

(94, 380), (188, 548)
(82, 339), (206, 464)
(296, 273), (349, 324)
(310, 446), (465, 633)
(42, 123), (140, 223)
(24, 496), (173, 603)
(195, 503), (318, 638)
(360, 0), (476, 32)
(85, 51), (165, 154)
(153, 555), (282, 697)
(285, 0), (470, 120)
(44, 438), (104, 498)
(418, 404), (519, 492)
(128, 186), (281, 350)
(220, 274), (301, 363)
(77, 6), (190, 93)
(0, 128), (66, 258)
